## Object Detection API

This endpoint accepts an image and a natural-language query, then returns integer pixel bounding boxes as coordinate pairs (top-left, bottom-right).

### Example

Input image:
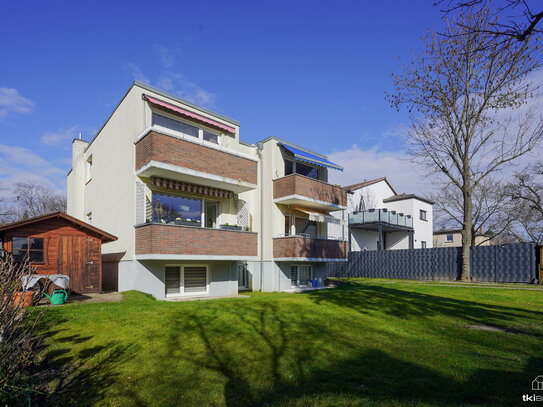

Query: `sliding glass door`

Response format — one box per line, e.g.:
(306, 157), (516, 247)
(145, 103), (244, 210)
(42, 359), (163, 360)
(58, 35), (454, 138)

(290, 265), (312, 287)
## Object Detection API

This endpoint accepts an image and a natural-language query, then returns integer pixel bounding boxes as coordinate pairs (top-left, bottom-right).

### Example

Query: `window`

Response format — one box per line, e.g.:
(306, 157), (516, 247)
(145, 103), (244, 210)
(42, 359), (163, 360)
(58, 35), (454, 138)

(446, 234), (453, 242)
(203, 130), (218, 144)
(165, 265), (208, 296)
(152, 193), (201, 225)
(421, 241), (427, 249)
(12, 237), (45, 263)
(152, 113), (221, 144)
(420, 210), (427, 221)
(153, 113), (199, 138)
(291, 265), (313, 287)
(284, 159), (319, 180)
(85, 155), (92, 183)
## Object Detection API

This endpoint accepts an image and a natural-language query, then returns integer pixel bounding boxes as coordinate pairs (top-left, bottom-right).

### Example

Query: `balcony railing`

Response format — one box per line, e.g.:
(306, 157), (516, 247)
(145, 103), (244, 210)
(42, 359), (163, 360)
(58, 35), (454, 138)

(135, 223), (258, 259)
(349, 209), (413, 228)
(273, 174), (347, 210)
(273, 235), (348, 260)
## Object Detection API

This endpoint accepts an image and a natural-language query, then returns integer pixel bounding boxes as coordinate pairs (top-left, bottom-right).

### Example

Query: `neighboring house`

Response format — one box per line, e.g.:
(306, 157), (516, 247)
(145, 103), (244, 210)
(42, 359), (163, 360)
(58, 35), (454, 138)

(433, 229), (490, 247)
(329, 177), (434, 251)
(67, 81), (348, 299)
(0, 212), (117, 293)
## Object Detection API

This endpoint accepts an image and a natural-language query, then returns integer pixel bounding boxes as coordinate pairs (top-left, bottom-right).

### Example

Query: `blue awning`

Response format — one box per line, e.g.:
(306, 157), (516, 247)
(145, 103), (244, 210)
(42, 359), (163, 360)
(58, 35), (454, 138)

(280, 143), (343, 172)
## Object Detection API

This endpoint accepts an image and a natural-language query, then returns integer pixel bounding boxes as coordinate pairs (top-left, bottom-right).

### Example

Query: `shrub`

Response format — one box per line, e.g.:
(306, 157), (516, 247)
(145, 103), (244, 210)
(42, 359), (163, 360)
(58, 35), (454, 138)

(0, 254), (47, 405)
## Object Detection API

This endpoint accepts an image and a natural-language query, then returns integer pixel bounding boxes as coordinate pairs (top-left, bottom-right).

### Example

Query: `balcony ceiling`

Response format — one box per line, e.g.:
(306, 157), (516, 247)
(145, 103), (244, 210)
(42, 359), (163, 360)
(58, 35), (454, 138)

(350, 222), (413, 232)
(274, 195), (346, 212)
(137, 160), (257, 194)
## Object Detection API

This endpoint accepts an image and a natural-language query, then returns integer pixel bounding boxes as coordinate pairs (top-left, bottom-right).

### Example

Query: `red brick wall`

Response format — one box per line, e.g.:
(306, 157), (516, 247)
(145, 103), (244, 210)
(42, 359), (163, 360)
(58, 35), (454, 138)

(273, 174), (347, 207)
(136, 131), (257, 185)
(136, 224), (257, 257)
(273, 236), (347, 259)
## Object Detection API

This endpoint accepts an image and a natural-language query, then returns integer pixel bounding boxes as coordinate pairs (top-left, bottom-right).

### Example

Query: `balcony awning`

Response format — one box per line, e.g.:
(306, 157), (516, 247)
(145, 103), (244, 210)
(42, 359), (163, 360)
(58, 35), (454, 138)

(293, 206), (345, 225)
(280, 143), (343, 171)
(151, 177), (233, 199)
(144, 95), (236, 134)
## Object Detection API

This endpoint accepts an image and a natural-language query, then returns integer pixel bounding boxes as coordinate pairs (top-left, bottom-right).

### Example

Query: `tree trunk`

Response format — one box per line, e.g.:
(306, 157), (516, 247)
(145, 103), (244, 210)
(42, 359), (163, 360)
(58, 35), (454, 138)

(461, 186), (473, 281)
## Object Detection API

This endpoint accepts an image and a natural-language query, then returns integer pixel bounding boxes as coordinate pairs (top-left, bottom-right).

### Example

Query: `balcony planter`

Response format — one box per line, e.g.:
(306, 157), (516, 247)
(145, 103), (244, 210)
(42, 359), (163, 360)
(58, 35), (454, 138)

(220, 224), (242, 231)
(174, 219), (201, 227)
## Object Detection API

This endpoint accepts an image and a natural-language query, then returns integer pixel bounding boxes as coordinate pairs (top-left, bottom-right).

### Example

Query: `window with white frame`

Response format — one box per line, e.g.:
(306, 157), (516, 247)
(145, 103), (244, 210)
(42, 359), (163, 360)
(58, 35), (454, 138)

(152, 113), (220, 144)
(165, 265), (208, 296)
(446, 234), (453, 242)
(421, 241), (427, 248)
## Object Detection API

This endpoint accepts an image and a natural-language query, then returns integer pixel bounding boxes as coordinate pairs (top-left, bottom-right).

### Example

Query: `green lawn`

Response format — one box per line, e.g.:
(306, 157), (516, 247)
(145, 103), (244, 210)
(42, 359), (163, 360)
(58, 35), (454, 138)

(36, 279), (543, 406)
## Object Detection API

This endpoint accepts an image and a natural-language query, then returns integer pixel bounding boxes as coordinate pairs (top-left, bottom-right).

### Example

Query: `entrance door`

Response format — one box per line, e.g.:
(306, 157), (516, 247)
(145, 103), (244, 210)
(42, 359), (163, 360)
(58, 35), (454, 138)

(238, 265), (248, 289)
(205, 201), (218, 228)
(290, 265), (313, 287)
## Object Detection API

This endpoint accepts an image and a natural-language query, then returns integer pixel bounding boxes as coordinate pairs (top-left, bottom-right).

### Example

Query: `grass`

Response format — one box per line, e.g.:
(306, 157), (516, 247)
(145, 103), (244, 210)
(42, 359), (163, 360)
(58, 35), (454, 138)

(35, 279), (543, 406)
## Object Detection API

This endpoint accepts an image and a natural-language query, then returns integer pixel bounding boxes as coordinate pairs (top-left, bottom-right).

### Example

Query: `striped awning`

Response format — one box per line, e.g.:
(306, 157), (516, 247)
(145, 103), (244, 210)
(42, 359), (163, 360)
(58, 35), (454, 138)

(151, 177), (233, 199)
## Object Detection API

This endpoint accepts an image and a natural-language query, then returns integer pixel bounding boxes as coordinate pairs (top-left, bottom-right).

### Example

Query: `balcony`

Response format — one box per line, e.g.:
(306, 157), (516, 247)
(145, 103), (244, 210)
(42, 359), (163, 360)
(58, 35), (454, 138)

(135, 223), (258, 260)
(135, 130), (258, 193)
(349, 209), (413, 231)
(273, 174), (347, 211)
(273, 235), (347, 261)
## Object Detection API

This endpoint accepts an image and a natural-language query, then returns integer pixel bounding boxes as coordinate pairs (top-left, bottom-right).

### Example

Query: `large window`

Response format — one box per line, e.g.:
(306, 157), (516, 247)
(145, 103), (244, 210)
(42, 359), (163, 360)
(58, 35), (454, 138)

(153, 113), (199, 138)
(284, 159), (319, 180)
(152, 113), (220, 144)
(294, 217), (318, 238)
(152, 193), (201, 225)
(165, 265), (208, 296)
(12, 237), (45, 263)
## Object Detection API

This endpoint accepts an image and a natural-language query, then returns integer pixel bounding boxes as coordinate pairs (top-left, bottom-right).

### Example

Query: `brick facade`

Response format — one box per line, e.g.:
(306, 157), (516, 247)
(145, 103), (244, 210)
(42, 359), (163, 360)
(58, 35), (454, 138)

(273, 236), (347, 259)
(273, 174), (347, 207)
(136, 131), (257, 185)
(136, 223), (257, 257)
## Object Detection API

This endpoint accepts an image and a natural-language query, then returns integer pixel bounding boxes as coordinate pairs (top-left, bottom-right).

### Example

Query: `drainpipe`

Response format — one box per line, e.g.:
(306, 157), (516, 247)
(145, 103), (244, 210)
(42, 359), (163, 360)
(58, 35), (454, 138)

(256, 142), (264, 292)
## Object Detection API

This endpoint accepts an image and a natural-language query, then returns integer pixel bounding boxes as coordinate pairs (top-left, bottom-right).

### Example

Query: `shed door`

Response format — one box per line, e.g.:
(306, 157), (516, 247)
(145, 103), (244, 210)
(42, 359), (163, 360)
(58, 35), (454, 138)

(58, 235), (101, 294)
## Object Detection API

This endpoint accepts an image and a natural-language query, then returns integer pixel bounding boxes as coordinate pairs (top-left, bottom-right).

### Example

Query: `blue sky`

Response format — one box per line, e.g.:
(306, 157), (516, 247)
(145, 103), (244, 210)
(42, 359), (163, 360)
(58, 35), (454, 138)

(0, 1), (449, 199)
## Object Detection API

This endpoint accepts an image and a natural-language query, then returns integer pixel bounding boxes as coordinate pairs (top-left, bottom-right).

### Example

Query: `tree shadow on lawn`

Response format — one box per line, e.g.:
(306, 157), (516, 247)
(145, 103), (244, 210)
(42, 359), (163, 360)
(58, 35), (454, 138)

(305, 282), (543, 332)
(33, 314), (136, 407)
(137, 300), (542, 407)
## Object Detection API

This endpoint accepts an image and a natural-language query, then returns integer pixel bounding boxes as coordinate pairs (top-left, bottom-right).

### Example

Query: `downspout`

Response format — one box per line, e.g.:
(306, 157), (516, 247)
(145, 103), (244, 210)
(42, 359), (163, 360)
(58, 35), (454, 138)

(256, 142), (264, 292)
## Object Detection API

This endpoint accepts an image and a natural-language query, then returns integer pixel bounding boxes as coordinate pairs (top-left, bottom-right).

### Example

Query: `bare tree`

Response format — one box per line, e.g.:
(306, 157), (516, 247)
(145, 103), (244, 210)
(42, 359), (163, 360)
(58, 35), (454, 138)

(507, 161), (543, 242)
(14, 181), (66, 219)
(387, 9), (543, 280)
(438, 0), (543, 41)
(430, 177), (514, 245)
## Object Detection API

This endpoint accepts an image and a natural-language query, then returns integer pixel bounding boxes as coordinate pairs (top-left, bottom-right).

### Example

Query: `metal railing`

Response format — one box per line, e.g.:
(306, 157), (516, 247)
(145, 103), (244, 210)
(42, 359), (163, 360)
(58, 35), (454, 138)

(349, 208), (413, 228)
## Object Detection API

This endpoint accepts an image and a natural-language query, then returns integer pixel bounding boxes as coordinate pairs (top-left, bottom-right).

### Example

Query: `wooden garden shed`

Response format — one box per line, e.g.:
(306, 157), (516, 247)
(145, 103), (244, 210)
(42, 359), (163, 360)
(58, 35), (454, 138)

(0, 212), (117, 294)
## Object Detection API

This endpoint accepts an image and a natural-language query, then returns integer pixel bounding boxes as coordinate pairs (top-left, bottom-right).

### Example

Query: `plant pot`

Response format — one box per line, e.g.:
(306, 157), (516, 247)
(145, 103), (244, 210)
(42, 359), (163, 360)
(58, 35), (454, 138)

(12, 291), (35, 308)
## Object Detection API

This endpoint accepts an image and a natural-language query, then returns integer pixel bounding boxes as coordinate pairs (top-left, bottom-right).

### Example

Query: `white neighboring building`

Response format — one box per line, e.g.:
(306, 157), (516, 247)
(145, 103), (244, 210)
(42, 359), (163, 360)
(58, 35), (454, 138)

(330, 177), (434, 251)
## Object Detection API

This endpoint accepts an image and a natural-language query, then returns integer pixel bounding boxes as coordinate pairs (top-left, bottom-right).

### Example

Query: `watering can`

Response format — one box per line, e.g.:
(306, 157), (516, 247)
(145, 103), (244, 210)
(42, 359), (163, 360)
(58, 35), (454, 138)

(44, 290), (68, 305)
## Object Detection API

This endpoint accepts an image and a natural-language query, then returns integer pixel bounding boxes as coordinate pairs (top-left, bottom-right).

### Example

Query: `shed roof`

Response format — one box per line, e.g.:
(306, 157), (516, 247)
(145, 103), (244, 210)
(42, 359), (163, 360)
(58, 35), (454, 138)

(0, 212), (117, 243)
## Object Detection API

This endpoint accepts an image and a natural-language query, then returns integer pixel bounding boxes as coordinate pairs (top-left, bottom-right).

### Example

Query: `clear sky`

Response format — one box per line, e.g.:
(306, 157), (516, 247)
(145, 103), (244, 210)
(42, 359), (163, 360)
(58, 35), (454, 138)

(0, 0), (448, 200)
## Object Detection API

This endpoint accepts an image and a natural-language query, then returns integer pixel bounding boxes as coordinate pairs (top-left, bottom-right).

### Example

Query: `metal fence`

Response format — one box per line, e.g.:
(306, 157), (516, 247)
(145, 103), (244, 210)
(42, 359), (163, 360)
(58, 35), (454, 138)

(328, 243), (538, 283)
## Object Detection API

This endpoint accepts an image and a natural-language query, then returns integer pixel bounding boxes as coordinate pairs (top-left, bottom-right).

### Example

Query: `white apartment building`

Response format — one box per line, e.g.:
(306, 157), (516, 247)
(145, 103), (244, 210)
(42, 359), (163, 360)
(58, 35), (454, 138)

(330, 177), (434, 251)
(67, 81), (348, 299)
